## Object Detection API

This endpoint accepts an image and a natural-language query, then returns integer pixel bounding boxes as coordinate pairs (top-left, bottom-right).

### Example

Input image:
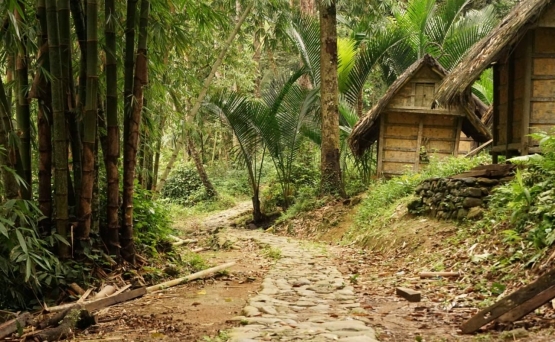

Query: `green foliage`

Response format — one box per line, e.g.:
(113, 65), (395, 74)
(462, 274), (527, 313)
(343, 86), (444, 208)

(133, 183), (174, 257)
(350, 153), (490, 239)
(161, 164), (209, 206)
(482, 131), (555, 256)
(0, 199), (66, 308)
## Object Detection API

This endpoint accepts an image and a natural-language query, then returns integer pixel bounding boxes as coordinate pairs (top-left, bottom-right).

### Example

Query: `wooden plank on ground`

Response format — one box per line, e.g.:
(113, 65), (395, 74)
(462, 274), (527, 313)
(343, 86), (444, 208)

(0, 312), (30, 339)
(419, 272), (460, 278)
(396, 287), (421, 302)
(461, 268), (555, 334)
(497, 285), (555, 323)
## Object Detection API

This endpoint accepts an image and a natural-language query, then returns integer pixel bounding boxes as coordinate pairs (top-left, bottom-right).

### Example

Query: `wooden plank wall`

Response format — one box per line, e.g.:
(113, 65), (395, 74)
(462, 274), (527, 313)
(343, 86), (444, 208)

(530, 27), (555, 151)
(380, 112), (460, 177)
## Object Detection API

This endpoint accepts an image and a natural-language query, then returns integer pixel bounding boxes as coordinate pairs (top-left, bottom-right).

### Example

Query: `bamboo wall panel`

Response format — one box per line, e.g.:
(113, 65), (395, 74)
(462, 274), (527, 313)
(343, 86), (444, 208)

(427, 140), (453, 152)
(534, 58), (555, 75)
(387, 112), (420, 124)
(415, 83), (435, 107)
(531, 102), (555, 122)
(389, 84), (414, 108)
(383, 150), (415, 161)
(534, 28), (555, 52)
(384, 138), (417, 149)
(422, 127), (454, 139)
(414, 66), (442, 80)
(532, 79), (555, 97)
(422, 115), (457, 126)
(384, 124), (419, 137)
(539, 5), (555, 27)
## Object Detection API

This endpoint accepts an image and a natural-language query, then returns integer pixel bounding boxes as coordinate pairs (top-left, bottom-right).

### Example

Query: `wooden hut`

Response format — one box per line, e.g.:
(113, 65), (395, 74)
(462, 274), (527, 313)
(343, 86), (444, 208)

(435, 0), (555, 160)
(349, 55), (491, 178)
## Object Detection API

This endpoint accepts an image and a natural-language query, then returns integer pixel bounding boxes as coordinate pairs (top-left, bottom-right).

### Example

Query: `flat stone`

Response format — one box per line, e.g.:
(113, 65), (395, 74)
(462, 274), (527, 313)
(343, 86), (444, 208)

(338, 336), (377, 342)
(462, 197), (483, 208)
(260, 306), (278, 315)
(321, 321), (372, 332)
(242, 306), (260, 317)
(467, 207), (484, 220)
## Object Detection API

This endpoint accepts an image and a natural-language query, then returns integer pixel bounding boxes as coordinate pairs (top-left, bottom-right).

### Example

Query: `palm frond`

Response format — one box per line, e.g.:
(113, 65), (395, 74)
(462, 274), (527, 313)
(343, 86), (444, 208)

(287, 14), (321, 86)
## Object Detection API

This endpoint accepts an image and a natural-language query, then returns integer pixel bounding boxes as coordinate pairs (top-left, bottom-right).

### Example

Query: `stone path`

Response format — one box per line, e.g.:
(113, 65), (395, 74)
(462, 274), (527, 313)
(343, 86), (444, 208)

(227, 230), (378, 342)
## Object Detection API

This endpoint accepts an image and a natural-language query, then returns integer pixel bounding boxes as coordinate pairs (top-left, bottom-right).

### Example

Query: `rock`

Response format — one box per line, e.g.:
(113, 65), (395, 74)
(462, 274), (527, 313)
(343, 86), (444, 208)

(457, 209), (468, 220)
(457, 177), (477, 185)
(338, 336), (377, 342)
(461, 187), (482, 197)
(260, 306), (278, 315)
(321, 321), (372, 332)
(242, 306), (260, 317)
(462, 197), (483, 208)
(467, 207), (484, 220)
(480, 187), (489, 196)
(477, 177), (499, 186)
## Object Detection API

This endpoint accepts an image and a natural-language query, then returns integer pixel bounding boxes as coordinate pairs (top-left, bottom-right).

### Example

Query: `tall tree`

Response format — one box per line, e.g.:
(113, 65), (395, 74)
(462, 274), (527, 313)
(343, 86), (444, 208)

(104, 0), (119, 257)
(46, 0), (70, 258)
(14, 2), (32, 200)
(122, 0), (149, 263)
(34, 0), (53, 229)
(77, 0), (98, 244)
(318, 0), (344, 196)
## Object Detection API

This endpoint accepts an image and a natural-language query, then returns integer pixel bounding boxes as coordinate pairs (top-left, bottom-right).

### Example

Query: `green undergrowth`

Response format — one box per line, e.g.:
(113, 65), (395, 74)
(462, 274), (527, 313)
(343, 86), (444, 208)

(346, 153), (491, 244)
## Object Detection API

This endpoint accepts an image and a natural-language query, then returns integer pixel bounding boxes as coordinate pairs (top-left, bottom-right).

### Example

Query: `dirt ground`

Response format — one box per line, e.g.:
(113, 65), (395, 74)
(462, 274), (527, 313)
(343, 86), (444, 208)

(275, 200), (555, 342)
(77, 248), (267, 341)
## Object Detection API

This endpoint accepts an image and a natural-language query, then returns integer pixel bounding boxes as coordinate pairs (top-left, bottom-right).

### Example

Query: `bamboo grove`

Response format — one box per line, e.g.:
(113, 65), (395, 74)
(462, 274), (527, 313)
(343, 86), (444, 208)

(0, 0), (227, 265)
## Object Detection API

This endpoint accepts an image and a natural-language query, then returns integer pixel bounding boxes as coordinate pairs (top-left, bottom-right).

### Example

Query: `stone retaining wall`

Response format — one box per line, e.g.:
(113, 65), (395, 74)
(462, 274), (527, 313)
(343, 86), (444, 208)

(408, 177), (502, 221)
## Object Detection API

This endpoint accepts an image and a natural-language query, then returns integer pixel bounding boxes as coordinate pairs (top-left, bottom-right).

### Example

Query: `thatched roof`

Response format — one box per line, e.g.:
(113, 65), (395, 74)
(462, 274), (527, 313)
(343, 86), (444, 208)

(434, 0), (553, 106)
(349, 55), (491, 157)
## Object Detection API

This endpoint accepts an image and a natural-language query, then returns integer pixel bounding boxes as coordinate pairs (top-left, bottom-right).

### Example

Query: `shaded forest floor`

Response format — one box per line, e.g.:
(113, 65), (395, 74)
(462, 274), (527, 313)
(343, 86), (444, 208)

(71, 199), (555, 341)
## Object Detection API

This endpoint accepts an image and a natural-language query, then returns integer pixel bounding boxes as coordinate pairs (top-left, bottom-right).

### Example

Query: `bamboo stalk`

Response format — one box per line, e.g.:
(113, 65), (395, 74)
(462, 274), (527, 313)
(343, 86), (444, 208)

(146, 262), (236, 292)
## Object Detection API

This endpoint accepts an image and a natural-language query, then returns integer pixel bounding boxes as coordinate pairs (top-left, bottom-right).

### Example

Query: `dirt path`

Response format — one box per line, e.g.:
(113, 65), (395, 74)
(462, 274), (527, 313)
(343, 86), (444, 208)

(76, 202), (378, 341)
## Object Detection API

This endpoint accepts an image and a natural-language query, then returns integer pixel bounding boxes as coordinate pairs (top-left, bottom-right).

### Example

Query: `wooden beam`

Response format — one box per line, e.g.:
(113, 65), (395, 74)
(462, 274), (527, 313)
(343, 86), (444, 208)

(521, 32), (533, 156)
(491, 143), (522, 152)
(461, 268), (555, 334)
(506, 53), (515, 159)
(385, 107), (463, 116)
(414, 116), (424, 171)
(492, 63), (500, 164)
(454, 117), (463, 157)
(497, 285), (555, 323)
(396, 287), (421, 302)
(465, 139), (493, 158)
(376, 113), (385, 176)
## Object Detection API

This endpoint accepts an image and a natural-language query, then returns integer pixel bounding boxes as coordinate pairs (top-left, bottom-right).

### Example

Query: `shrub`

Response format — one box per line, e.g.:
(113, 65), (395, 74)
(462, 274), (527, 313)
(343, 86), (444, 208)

(161, 164), (208, 206)
(0, 199), (66, 309)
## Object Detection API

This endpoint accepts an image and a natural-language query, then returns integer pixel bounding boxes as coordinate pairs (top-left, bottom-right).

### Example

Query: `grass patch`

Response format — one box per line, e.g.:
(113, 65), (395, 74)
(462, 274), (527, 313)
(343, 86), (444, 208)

(262, 246), (282, 260)
(346, 153), (491, 245)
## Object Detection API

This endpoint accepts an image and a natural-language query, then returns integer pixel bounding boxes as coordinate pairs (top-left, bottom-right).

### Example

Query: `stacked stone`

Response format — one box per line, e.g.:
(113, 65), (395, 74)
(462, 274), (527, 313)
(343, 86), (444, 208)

(409, 177), (501, 221)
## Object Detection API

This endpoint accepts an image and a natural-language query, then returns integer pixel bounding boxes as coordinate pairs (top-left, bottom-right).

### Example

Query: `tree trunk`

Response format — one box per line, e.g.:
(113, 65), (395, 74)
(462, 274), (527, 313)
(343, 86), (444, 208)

(301, 0), (315, 15)
(187, 136), (217, 197)
(69, 0), (86, 114)
(46, 0), (70, 258)
(77, 0), (98, 243)
(104, 0), (120, 258)
(150, 116), (164, 192)
(154, 2), (254, 193)
(122, 0), (149, 264)
(319, 0), (344, 197)
(35, 0), (53, 231)
(14, 3), (32, 200)
(59, 0), (81, 211)
(0, 77), (18, 200)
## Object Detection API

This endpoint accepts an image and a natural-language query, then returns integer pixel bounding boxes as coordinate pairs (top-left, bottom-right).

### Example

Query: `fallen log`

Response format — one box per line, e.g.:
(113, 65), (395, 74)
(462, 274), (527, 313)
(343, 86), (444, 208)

(146, 261), (236, 292)
(419, 272), (460, 278)
(46, 287), (147, 313)
(173, 239), (198, 247)
(0, 312), (30, 339)
(28, 305), (96, 341)
(191, 247), (208, 253)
